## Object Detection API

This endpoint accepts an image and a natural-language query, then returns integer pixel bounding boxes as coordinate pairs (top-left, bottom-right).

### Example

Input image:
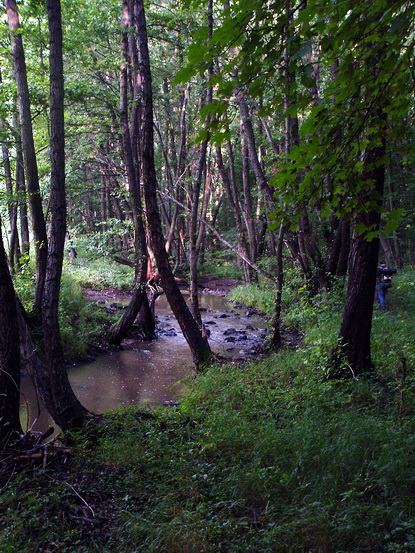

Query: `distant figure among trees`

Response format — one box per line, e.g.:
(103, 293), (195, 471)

(377, 261), (397, 309)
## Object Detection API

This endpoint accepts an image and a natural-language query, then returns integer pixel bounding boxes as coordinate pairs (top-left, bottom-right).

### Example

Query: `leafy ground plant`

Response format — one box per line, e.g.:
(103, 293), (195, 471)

(2, 266), (415, 552)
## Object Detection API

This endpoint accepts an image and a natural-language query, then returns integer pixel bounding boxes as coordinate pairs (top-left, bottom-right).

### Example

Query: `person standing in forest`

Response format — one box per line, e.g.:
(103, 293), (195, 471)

(377, 261), (397, 309)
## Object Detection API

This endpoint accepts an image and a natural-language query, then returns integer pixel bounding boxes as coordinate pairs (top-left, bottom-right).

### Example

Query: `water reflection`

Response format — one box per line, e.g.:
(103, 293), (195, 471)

(20, 293), (268, 432)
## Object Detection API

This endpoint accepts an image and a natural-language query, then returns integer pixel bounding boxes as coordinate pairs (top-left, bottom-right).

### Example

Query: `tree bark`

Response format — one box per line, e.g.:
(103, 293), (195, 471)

(188, 0), (213, 329)
(0, 222), (22, 444)
(14, 115), (30, 258)
(109, 0), (150, 345)
(216, 145), (251, 282)
(6, 0), (48, 314)
(271, 224), (285, 348)
(1, 131), (20, 270)
(135, 0), (212, 368)
(240, 127), (257, 264)
(339, 123), (386, 373)
(36, 0), (89, 429)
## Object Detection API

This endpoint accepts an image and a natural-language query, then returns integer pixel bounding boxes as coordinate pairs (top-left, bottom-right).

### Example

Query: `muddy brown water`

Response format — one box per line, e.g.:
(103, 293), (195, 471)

(20, 293), (269, 433)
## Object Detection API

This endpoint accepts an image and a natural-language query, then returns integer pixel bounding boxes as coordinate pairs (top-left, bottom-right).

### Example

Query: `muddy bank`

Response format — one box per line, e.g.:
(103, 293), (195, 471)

(83, 284), (270, 359)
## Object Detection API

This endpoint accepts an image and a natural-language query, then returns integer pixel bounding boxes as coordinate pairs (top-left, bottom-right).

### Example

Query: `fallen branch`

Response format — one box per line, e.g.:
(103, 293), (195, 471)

(158, 190), (277, 283)
(13, 448), (71, 462)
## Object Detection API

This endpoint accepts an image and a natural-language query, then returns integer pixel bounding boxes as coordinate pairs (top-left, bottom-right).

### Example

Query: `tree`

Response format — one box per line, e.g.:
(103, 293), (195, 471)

(2, 0), (90, 430)
(5, 0), (48, 315)
(175, 0), (414, 371)
(35, 0), (90, 427)
(108, 0), (151, 346)
(0, 220), (22, 444)
(135, 0), (213, 368)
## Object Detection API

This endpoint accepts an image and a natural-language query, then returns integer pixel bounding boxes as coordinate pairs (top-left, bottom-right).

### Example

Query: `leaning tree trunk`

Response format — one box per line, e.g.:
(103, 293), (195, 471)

(240, 128), (258, 265)
(109, 0), (149, 346)
(0, 222), (22, 444)
(135, 0), (212, 368)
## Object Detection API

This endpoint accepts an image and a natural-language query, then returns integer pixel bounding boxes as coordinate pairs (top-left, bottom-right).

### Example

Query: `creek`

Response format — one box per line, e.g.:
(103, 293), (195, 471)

(20, 293), (269, 433)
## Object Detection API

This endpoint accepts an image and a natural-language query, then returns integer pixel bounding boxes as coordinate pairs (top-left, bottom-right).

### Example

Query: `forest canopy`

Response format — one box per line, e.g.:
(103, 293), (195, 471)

(0, 0), (414, 428)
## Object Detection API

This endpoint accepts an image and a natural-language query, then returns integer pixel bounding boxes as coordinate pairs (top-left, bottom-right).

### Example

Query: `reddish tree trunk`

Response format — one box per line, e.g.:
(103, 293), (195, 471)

(135, 0), (212, 367)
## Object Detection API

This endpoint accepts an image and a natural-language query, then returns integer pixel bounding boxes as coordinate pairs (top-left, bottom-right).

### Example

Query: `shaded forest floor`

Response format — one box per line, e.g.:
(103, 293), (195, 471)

(3, 266), (415, 552)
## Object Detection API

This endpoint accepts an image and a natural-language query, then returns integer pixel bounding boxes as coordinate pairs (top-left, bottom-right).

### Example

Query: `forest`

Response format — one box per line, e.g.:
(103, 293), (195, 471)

(1, 0), (415, 551)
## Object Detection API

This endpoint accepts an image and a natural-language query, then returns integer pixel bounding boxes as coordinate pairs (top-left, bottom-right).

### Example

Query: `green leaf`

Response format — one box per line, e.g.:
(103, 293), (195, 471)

(384, 208), (404, 235)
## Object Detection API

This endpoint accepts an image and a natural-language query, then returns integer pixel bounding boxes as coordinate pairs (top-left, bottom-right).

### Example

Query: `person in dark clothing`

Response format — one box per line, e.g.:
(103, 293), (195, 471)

(377, 261), (397, 309)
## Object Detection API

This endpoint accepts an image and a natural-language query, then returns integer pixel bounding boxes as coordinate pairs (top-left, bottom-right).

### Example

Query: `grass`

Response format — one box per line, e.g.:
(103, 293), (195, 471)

(3, 265), (415, 552)
(12, 255), (133, 360)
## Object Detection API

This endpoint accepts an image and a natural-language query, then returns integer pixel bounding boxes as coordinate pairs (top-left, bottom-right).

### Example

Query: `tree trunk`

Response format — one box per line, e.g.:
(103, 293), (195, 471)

(271, 224), (285, 348)
(109, 0), (149, 345)
(14, 116), (30, 258)
(0, 222), (22, 444)
(216, 145), (251, 282)
(164, 81), (190, 256)
(240, 127), (257, 264)
(135, 0), (212, 368)
(339, 123), (386, 374)
(1, 133), (20, 270)
(189, 0), (213, 329)
(196, 155), (212, 261)
(237, 90), (275, 212)
(189, 137), (208, 328)
(36, 0), (89, 429)
(6, 0), (48, 314)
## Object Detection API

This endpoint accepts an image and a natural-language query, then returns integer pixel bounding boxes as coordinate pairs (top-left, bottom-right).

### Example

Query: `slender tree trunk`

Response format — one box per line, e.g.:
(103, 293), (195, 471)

(237, 90), (275, 212)
(271, 224), (285, 348)
(196, 156), (212, 260)
(240, 127), (257, 264)
(135, 0), (212, 367)
(189, 0), (213, 329)
(165, 84), (190, 256)
(189, 139), (208, 327)
(35, 0), (89, 429)
(1, 135), (20, 270)
(109, 0), (149, 346)
(15, 117), (30, 257)
(216, 146), (251, 283)
(6, 0), (48, 314)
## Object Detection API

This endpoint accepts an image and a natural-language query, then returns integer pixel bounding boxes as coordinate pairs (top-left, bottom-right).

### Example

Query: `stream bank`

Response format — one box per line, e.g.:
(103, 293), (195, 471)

(20, 281), (270, 432)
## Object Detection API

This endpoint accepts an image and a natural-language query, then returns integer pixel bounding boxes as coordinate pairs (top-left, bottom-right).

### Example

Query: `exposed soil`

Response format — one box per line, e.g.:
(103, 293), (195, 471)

(83, 287), (133, 303)
(199, 276), (243, 296)
(83, 277), (241, 303)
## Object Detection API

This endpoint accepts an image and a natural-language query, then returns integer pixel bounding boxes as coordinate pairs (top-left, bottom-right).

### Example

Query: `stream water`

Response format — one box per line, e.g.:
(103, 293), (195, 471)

(20, 293), (269, 433)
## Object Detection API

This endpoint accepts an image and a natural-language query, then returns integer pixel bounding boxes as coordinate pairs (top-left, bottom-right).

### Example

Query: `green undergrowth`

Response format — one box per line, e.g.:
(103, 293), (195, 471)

(12, 256), (132, 359)
(3, 267), (415, 552)
(59, 270), (119, 358)
(66, 254), (133, 290)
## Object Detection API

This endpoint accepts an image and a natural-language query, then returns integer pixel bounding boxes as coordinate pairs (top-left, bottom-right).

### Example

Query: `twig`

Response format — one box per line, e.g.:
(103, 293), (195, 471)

(63, 480), (96, 519)
(158, 190), (276, 282)
(13, 448), (71, 462)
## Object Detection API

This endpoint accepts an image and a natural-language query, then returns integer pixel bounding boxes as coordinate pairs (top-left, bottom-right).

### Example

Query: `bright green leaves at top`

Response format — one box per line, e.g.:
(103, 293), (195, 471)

(269, 0), (415, 231)
(174, 0), (414, 234)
